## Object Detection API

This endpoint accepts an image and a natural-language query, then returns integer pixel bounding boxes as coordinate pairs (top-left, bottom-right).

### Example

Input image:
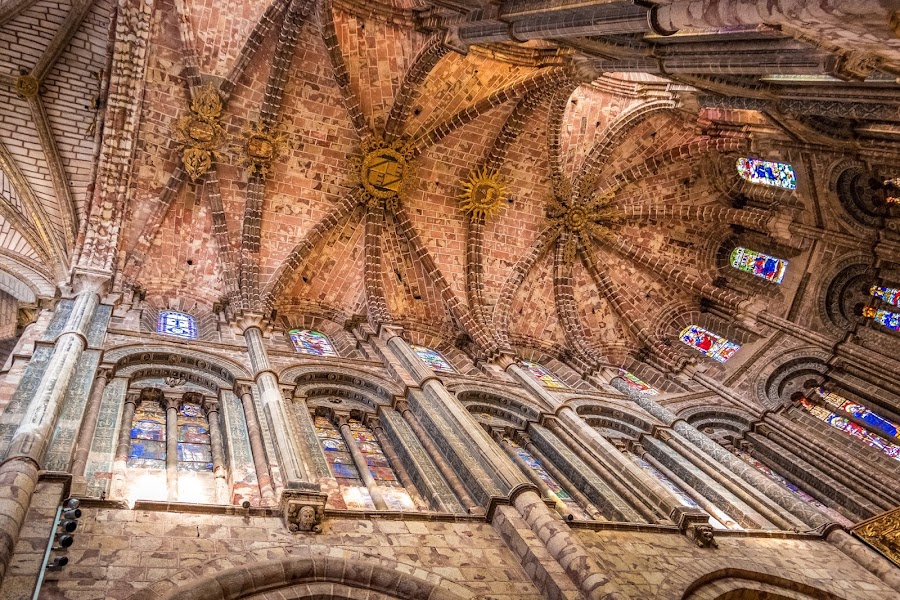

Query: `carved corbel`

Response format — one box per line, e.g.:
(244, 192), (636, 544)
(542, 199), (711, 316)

(281, 489), (328, 534)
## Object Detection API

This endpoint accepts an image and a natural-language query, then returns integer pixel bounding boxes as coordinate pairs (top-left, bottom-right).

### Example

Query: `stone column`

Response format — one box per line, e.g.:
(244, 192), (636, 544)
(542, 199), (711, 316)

(0, 276), (103, 581)
(109, 392), (138, 501)
(336, 415), (388, 510)
(238, 386), (276, 504)
(164, 397), (179, 502)
(369, 416), (425, 510)
(496, 432), (574, 521)
(611, 377), (831, 528)
(522, 435), (604, 520)
(240, 320), (308, 489)
(71, 367), (109, 476)
(203, 398), (230, 505)
(396, 401), (480, 514)
(501, 356), (679, 522)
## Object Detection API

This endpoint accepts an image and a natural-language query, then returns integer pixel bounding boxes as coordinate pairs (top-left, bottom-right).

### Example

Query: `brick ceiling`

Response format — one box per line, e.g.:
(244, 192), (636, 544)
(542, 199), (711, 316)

(0, 0), (898, 374)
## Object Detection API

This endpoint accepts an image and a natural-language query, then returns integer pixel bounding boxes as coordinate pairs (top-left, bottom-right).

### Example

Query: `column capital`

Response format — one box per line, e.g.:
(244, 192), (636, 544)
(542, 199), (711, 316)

(202, 397), (220, 414)
(68, 267), (112, 296)
(232, 311), (272, 335)
(164, 396), (180, 411)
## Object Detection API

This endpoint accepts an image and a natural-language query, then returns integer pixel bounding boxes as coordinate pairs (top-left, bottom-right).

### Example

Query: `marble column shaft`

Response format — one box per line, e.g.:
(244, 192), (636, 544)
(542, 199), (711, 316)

(639, 450), (729, 526)
(71, 368), (109, 476)
(522, 437), (604, 521)
(110, 394), (138, 501)
(165, 398), (179, 502)
(497, 434), (573, 520)
(370, 418), (426, 510)
(337, 417), (388, 510)
(204, 399), (230, 505)
(0, 288), (99, 581)
(239, 389), (276, 504)
(244, 326), (307, 487)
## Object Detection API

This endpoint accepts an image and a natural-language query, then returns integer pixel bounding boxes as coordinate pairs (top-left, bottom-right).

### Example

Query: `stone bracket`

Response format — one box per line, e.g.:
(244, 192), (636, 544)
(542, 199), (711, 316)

(671, 505), (718, 549)
(281, 489), (328, 533)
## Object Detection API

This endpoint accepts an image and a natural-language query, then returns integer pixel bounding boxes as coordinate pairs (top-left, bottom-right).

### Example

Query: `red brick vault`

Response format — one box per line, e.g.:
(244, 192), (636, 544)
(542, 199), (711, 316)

(0, 1), (898, 599)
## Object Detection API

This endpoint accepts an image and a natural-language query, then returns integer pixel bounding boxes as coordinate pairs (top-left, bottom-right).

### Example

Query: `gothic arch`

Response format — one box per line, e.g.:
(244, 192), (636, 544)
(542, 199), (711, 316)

(679, 404), (757, 435)
(124, 555), (472, 600)
(281, 364), (405, 401)
(654, 560), (851, 600)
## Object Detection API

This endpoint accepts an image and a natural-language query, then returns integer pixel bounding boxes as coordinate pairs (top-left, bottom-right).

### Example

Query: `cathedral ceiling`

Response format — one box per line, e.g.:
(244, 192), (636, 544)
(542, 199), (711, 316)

(0, 0), (899, 375)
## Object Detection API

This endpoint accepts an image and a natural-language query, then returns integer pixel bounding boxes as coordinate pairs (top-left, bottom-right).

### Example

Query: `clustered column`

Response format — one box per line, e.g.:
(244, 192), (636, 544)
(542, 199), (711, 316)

(0, 278), (103, 580)
(203, 398), (231, 505)
(238, 385), (276, 505)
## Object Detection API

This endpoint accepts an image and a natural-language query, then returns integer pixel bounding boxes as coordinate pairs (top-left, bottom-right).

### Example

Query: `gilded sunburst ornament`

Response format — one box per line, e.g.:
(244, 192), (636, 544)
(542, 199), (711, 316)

(459, 167), (508, 220)
(547, 187), (621, 263)
(175, 85), (226, 181)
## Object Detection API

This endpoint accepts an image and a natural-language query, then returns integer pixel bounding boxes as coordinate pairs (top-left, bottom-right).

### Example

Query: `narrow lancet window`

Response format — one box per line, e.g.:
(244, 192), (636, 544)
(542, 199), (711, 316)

(861, 306), (900, 331)
(679, 325), (740, 363)
(289, 329), (338, 356)
(619, 370), (658, 395)
(521, 360), (566, 389)
(410, 344), (456, 373)
(870, 285), (900, 307)
(730, 247), (787, 283)
(736, 157), (796, 189)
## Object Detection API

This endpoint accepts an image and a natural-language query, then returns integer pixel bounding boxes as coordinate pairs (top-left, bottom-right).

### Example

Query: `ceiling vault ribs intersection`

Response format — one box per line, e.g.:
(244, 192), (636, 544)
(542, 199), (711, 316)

(0, 0), (896, 387)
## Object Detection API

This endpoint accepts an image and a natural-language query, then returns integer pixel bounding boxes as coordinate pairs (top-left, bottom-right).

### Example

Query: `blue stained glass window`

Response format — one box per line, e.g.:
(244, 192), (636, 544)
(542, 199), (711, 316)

(521, 360), (566, 389)
(799, 396), (900, 461)
(730, 247), (787, 284)
(736, 157), (797, 189)
(128, 399), (166, 469)
(157, 310), (197, 339)
(862, 306), (900, 331)
(679, 325), (740, 363)
(176, 401), (212, 472)
(410, 344), (456, 373)
(871, 285), (900, 307)
(289, 329), (338, 357)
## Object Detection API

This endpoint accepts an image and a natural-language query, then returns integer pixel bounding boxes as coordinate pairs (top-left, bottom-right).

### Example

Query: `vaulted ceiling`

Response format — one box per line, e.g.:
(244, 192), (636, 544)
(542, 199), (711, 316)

(0, 0), (898, 379)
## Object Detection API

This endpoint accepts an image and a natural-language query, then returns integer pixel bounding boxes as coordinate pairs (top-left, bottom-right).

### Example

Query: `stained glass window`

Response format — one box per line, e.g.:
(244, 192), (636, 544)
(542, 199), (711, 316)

(732, 449), (853, 527)
(730, 247), (787, 284)
(861, 306), (900, 331)
(736, 157), (797, 189)
(629, 455), (738, 530)
(410, 344), (456, 373)
(799, 396), (900, 461)
(129, 399), (167, 469)
(176, 401), (213, 472)
(871, 285), (900, 307)
(816, 389), (899, 441)
(289, 329), (338, 357)
(521, 360), (566, 389)
(347, 419), (414, 511)
(157, 310), (197, 339)
(619, 370), (658, 396)
(314, 415), (373, 510)
(679, 325), (740, 363)
(505, 437), (587, 519)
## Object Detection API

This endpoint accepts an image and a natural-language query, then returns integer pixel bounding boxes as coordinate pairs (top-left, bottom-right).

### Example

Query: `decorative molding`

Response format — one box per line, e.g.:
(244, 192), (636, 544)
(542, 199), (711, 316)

(459, 167), (508, 221)
(174, 85), (226, 180)
(853, 506), (900, 567)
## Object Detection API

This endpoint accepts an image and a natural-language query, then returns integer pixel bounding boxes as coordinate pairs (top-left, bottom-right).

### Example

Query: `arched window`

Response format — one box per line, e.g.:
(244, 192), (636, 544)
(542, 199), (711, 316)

(730, 247), (787, 283)
(313, 415), (415, 510)
(736, 157), (796, 189)
(177, 400), (213, 472)
(289, 329), (337, 357)
(129, 396), (166, 470)
(410, 344), (456, 373)
(871, 285), (900, 307)
(679, 325), (740, 363)
(629, 455), (738, 530)
(798, 390), (900, 461)
(732, 449), (853, 526)
(157, 310), (197, 339)
(521, 359), (566, 389)
(619, 370), (658, 395)
(861, 306), (900, 331)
